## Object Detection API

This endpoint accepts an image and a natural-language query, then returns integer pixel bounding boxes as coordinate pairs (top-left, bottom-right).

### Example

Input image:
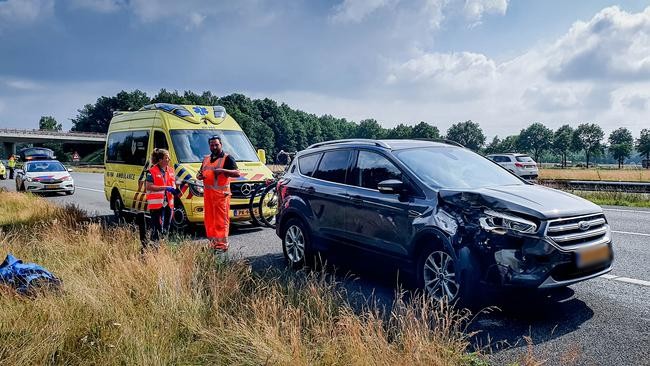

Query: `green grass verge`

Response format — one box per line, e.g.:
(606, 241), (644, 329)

(569, 191), (650, 208)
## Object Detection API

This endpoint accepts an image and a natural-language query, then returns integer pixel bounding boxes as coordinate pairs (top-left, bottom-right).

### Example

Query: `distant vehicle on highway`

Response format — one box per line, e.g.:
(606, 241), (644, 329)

(276, 139), (613, 306)
(487, 153), (539, 179)
(18, 147), (56, 162)
(15, 160), (75, 195)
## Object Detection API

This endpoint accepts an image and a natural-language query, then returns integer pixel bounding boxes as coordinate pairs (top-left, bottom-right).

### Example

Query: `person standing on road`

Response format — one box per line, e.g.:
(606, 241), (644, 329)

(144, 148), (178, 250)
(196, 135), (240, 253)
(7, 154), (16, 179)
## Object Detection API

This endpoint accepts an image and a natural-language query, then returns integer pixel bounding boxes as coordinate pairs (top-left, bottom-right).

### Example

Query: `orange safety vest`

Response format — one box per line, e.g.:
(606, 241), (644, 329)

(146, 165), (175, 210)
(202, 154), (231, 193)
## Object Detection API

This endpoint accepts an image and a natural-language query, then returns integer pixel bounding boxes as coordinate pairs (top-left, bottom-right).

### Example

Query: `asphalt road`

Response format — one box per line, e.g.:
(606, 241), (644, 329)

(1, 172), (649, 365)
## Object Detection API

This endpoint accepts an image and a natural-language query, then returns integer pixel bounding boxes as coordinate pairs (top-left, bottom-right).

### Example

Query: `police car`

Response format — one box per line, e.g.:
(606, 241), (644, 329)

(16, 160), (75, 195)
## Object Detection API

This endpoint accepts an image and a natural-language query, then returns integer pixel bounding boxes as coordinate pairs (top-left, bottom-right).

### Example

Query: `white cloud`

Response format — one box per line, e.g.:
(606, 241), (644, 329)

(4, 79), (44, 91)
(0, 0), (54, 25)
(463, 0), (508, 22)
(620, 94), (649, 111)
(386, 51), (497, 99)
(330, 0), (395, 24)
(546, 6), (650, 81)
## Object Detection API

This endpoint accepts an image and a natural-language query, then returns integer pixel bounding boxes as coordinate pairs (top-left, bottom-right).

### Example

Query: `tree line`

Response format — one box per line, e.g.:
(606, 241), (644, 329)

(44, 89), (650, 166)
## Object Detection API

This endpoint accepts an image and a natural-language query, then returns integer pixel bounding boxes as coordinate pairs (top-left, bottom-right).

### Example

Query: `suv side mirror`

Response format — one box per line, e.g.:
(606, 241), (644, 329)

(257, 149), (266, 164)
(378, 179), (404, 194)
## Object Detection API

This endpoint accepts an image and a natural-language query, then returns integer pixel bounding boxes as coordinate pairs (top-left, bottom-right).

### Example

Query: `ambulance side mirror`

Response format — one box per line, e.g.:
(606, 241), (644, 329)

(257, 149), (266, 164)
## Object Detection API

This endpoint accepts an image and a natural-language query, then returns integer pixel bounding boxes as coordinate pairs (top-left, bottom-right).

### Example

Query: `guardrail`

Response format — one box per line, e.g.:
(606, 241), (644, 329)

(0, 128), (106, 138)
(538, 179), (650, 193)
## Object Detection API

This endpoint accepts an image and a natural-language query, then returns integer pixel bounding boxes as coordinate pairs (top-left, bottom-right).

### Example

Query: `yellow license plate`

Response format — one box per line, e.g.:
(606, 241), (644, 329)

(45, 184), (59, 189)
(577, 245), (610, 268)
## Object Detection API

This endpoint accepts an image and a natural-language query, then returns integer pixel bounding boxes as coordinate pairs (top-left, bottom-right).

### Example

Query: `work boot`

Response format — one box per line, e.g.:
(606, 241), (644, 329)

(210, 239), (229, 254)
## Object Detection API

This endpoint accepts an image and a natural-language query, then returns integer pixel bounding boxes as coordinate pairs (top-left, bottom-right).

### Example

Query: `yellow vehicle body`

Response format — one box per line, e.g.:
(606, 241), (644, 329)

(104, 104), (274, 226)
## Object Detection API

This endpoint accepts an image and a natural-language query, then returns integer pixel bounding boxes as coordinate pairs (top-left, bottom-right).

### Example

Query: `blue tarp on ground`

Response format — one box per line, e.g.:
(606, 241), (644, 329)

(0, 254), (60, 294)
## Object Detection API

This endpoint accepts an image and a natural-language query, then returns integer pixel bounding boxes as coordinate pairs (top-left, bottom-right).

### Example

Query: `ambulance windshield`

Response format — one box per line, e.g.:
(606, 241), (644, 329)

(170, 130), (260, 163)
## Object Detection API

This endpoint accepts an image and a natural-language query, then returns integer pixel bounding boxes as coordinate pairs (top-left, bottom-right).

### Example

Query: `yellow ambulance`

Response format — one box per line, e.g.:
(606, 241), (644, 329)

(104, 103), (274, 229)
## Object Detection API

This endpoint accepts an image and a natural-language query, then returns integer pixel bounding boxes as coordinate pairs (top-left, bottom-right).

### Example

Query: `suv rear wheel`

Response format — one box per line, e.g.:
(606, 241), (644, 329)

(282, 218), (313, 269)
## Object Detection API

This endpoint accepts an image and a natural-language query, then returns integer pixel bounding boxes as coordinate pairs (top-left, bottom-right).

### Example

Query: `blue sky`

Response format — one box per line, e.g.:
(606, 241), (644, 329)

(0, 0), (649, 139)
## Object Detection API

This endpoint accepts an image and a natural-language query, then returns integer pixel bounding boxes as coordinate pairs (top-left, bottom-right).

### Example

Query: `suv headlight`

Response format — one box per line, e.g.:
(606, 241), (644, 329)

(25, 176), (33, 182)
(479, 209), (538, 234)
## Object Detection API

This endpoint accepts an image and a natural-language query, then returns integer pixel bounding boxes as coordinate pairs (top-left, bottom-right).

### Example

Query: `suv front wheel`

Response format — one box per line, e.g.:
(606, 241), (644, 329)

(282, 218), (313, 269)
(418, 246), (480, 307)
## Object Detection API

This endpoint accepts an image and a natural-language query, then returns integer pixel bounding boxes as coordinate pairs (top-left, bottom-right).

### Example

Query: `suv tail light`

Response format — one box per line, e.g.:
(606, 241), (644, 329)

(515, 162), (524, 168)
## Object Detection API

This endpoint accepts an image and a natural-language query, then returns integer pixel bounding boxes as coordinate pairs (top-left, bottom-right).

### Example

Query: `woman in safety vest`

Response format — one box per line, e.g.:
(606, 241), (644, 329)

(145, 148), (178, 247)
(196, 135), (240, 253)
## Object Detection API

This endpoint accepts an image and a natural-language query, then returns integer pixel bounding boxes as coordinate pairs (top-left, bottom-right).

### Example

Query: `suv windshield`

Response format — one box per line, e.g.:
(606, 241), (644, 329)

(515, 155), (535, 163)
(26, 161), (66, 173)
(395, 147), (524, 189)
(170, 130), (259, 163)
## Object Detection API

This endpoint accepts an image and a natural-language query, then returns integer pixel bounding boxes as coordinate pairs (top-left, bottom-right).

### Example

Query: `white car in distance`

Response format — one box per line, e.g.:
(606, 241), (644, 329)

(487, 153), (539, 180)
(15, 160), (75, 195)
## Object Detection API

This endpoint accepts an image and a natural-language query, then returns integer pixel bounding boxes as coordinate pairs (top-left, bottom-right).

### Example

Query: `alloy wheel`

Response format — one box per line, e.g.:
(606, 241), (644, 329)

(284, 225), (305, 263)
(423, 251), (460, 301)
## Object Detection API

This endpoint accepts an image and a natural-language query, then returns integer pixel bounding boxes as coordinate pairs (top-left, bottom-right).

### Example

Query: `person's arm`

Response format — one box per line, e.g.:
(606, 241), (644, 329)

(196, 161), (205, 180)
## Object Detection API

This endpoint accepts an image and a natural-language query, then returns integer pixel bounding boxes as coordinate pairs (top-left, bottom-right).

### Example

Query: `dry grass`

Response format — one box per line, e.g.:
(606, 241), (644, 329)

(539, 168), (650, 182)
(0, 193), (482, 365)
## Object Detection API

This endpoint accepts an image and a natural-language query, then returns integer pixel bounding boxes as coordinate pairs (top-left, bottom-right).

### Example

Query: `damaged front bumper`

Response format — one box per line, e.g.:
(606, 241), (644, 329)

(481, 228), (613, 289)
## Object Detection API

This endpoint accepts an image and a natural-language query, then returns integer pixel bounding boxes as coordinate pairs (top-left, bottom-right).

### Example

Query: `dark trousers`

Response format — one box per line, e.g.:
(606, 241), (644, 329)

(8, 167), (14, 179)
(150, 206), (172, 243)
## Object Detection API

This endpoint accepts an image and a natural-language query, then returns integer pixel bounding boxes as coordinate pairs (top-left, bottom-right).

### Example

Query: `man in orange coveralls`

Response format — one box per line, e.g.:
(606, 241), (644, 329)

(196, 135), (240, 253)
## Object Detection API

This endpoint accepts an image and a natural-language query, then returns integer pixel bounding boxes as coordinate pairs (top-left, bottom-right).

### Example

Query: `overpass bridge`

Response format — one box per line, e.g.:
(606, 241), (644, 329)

(0, 128), (106, 155)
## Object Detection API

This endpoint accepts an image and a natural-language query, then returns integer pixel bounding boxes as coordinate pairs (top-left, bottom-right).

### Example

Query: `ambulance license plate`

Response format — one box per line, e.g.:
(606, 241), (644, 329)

(234, 209), (250, 217)
(577, 245), (610, 268)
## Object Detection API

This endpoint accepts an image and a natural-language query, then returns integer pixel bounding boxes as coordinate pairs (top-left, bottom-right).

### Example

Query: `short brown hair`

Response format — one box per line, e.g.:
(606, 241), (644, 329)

(150, 148), (170, 165)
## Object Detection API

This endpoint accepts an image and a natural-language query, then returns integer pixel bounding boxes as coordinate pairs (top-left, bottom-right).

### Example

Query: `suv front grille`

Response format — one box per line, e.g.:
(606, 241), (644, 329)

(545, 214), (608, 249)
(230, 181), (267, 199)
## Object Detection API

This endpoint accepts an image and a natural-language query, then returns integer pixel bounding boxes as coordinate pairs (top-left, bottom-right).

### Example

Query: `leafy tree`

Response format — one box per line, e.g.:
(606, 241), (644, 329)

(355, 119), (386, 139)
(411, 121), (440, 139)
(484, 136), (501, 154)
(608, 127), (634, 168)
(636, 129), (650, 169)
(39, 116), (62, 131)
(517, 122), (553, 162)
(72, 90), (150, 133)
(445, 120), (485, 151)
(386, 123), (413, 139)
(553, 125), (574, 168)
(572, 123), (604, 168)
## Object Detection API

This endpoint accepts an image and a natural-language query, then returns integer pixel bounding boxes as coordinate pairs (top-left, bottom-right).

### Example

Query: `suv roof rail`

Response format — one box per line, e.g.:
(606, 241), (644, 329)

(413, 138), (465, 148)
(307, 139), (391, 150)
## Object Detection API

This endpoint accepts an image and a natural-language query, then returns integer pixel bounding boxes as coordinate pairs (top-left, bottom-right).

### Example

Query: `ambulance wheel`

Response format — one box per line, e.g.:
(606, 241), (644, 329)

(111, 191), (125, 220)
(171, 202), (189, 232)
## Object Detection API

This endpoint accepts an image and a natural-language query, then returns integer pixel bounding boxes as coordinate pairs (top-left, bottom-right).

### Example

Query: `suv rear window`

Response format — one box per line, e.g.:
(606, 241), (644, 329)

(313, 150), (351, 184)
(298, 153), (321, 176)
(515, 155), (534, 163)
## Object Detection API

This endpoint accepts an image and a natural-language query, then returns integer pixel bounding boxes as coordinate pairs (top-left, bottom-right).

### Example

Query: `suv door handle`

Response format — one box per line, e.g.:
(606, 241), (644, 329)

(305, 186), (315, 194)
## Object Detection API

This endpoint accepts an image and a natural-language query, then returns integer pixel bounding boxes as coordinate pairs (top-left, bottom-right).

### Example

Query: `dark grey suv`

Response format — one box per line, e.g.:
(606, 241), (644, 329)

(275, 139), (613, 304)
